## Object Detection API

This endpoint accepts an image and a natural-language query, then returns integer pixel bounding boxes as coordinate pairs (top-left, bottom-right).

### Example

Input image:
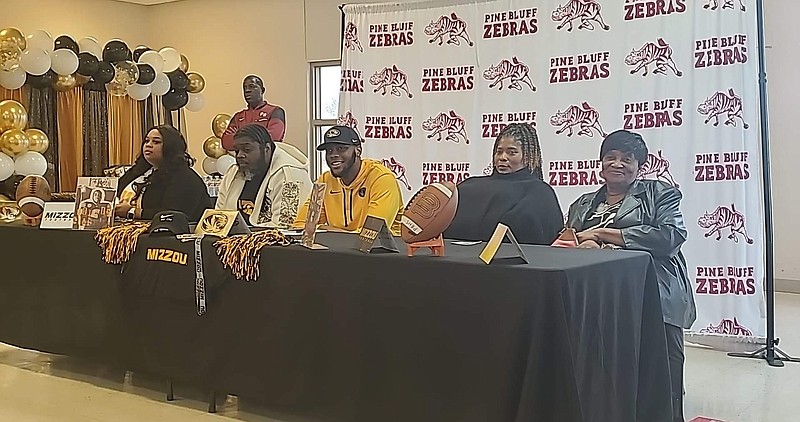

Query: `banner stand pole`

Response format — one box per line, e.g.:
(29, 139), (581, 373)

(728, 0), (799, 368)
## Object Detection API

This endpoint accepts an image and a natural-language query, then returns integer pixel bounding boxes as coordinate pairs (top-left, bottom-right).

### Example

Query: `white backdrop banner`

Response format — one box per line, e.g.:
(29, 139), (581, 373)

(339, 0), (765, 343)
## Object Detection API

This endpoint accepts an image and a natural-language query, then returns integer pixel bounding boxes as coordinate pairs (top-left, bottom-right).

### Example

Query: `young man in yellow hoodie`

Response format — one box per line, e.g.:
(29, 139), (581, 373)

(294, 125), (404, 235)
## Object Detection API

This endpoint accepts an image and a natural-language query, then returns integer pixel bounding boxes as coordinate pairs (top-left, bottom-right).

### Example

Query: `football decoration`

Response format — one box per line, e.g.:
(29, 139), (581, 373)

(401, 182), (458, 243)
(15, 175), (51, 217)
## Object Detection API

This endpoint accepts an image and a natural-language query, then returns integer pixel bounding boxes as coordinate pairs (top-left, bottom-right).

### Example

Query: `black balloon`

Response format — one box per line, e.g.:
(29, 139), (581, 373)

(167, 70), (189, 90)
(136, 64), (155, 85)
(77, 52), (99, 77)
(54, 35), (79, 54)
(28, 71), (56, 89)
(162, 88), (189, 110)
(93, 61), (115, 84)
(133, 46), (151, 62)
(102, 40), (131, 63)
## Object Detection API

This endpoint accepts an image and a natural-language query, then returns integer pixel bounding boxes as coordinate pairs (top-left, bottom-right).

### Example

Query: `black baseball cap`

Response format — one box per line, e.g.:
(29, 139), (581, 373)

(149, 210), (190, 236)
(316, 125), (361, 151)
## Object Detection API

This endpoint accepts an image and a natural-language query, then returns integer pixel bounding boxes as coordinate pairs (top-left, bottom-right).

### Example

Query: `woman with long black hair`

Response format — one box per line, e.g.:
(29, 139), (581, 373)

(115, 125), (211, 221)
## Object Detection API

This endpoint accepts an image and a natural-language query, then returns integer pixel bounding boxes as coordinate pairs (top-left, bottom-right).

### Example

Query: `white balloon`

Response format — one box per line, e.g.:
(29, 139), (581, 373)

(185, 93), (205, 112)
(159, 47), (181, 73)
(216, 155), (236, 175)
(51, 49), (79, 76)
(202, 157), (218, 175)
(0, 152), (14, 181)
(20, 48), (51, 76)
(150, 73), (170, 96)
(0, 67), (26, 90)
(138, 50), (164, 73)
(14, 152), (47, 177)
(78, 37), (102, 58)
(126, 83), (151, 101)
(26, 30), (53, 53)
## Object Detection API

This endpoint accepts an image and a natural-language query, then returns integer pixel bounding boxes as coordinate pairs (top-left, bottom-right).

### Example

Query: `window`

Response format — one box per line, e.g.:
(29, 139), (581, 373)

(310, 61), (341, 179)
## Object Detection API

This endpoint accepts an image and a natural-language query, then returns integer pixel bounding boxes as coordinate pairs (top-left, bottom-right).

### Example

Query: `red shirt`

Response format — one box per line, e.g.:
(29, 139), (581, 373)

(221, 102), (286, 150)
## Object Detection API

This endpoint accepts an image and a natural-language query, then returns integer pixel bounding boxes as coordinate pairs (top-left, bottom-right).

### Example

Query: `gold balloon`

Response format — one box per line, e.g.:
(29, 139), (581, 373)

(54, 74), (77, 92)
(187, 72), (205, 94)
(212, 113), (231, 138)
(0, 44), (22, 71)
(0, 100), (27, 133)
(75, 74), (91, 85)
(113, 61), (139, 86)
(25, 128), (49, 153)
(0, 129), (30, 156)
(203, 136), (225, 158)
(106, 81), (127, 97)
(179, 54), (190, 73)
(0, 28), (26, 51)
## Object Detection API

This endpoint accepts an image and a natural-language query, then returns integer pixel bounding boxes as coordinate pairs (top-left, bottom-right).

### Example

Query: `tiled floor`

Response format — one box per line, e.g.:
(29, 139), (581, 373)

(2, 294), (800, 421)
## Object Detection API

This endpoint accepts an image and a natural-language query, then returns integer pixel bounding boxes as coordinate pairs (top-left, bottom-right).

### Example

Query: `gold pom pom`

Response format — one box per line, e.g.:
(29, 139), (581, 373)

(214, 229), (290, 281)
(95, 221), (151, 264)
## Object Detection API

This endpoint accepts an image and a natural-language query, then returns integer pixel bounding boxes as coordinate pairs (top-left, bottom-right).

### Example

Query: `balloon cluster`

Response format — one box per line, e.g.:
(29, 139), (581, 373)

(0, 28), (206, 112)
(0, 100), (50, 182)
(201, 113), (236, 176)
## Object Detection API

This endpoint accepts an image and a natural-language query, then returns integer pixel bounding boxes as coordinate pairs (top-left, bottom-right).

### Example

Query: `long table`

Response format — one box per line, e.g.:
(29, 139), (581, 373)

(0, 225), (673, 422)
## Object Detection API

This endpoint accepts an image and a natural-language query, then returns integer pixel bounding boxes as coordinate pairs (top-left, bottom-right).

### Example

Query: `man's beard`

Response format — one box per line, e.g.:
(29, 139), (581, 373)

(242, 168), (256, 181)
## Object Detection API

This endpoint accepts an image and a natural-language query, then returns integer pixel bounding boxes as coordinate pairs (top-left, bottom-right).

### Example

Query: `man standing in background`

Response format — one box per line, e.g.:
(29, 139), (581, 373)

(221, 75), (286, 150)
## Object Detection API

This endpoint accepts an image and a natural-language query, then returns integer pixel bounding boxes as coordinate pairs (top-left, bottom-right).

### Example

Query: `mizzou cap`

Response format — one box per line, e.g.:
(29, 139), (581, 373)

(149, 210), (190, 236)
(316, 125), (361, 150)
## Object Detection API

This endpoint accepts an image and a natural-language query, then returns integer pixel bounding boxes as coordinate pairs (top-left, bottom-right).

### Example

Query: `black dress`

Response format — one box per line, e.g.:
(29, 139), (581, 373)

(444, 169), (564, 245)
(120, 164), (212, 222)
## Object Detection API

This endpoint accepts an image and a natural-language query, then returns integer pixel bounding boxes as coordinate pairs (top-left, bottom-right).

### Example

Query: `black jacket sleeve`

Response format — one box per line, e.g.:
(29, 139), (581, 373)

(499, 181), (565, 245)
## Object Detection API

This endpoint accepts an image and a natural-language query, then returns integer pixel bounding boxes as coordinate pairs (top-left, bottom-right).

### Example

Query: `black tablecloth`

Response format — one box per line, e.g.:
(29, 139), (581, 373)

(0, 225), (672, 422)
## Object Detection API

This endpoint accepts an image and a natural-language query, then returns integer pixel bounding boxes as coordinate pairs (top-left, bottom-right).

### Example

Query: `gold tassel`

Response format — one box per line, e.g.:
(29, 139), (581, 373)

(214, 229), (290, 281)
(95, 221), (151, 264)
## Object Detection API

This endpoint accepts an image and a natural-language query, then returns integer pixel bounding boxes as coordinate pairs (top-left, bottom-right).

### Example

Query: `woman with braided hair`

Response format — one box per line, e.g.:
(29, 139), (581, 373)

(444, 123), (563, 245)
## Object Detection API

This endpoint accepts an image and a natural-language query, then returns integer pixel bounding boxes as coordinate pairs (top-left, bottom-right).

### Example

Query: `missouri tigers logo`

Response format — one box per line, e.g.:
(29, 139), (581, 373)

(369, 65), (413, 98)
(201, 213), (229, 235)
(337, 111), (359, 132)
(552, 0), (610, 32)
(422, 110), (470, 144)
(703, 0), (746, 12)
(697, 88), (750, 129)
(344, 22), (364, 52)
(381, 157), (412, 191)
(698, 204), (754, 244)
(637, 150), (679, 187)
(482, 57), (536, 92)
(626, 38), (683, 77)
(550, 102), (607, 138)
(424, 12), (474, 47)
(699, 318), (753, 336)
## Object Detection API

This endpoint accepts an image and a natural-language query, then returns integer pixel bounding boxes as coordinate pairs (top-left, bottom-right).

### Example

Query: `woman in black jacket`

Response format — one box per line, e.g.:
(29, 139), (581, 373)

(444, 123), (564, 245)
(115, 125), (211, 222)
(565, 130), (695, 422)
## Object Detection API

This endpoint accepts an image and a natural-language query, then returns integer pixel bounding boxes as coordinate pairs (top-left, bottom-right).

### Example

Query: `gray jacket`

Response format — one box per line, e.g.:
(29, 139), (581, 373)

(566, 180), (697, 329)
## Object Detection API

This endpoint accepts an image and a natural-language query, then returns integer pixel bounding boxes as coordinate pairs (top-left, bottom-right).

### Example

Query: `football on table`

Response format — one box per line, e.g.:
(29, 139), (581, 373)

(401, 182), (458, 243)
(16, 175), (51, 218)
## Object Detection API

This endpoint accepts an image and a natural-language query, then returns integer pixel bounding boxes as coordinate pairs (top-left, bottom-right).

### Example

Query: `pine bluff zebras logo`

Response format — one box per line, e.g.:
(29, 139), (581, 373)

(625, 38), (683, 77)
(637, 151), (679, 187)
(381, 157), (412, 191)
(699, 318), (753, 336)
(697, 88), (750, 129)
(552, 0), (610, 32)
(343, 22), (364, 52)
(550, 102), (607, 138)
(703, 0), (746, 12)
(424, 12), (474, 47)
(697, 204), (754, 244)
(337, 111), (359, 133)
(422, 110), (470, 144)
(482, 57), (536, 92)
(369, 65), (414, 98)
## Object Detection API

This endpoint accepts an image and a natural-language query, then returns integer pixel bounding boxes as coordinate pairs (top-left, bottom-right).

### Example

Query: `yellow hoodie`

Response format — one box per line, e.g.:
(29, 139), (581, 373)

(294, 159), (404, 235)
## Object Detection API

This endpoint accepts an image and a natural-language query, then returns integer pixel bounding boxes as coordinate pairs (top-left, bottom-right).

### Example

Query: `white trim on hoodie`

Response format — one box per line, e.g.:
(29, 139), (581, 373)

(215, 142), (312, 228)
